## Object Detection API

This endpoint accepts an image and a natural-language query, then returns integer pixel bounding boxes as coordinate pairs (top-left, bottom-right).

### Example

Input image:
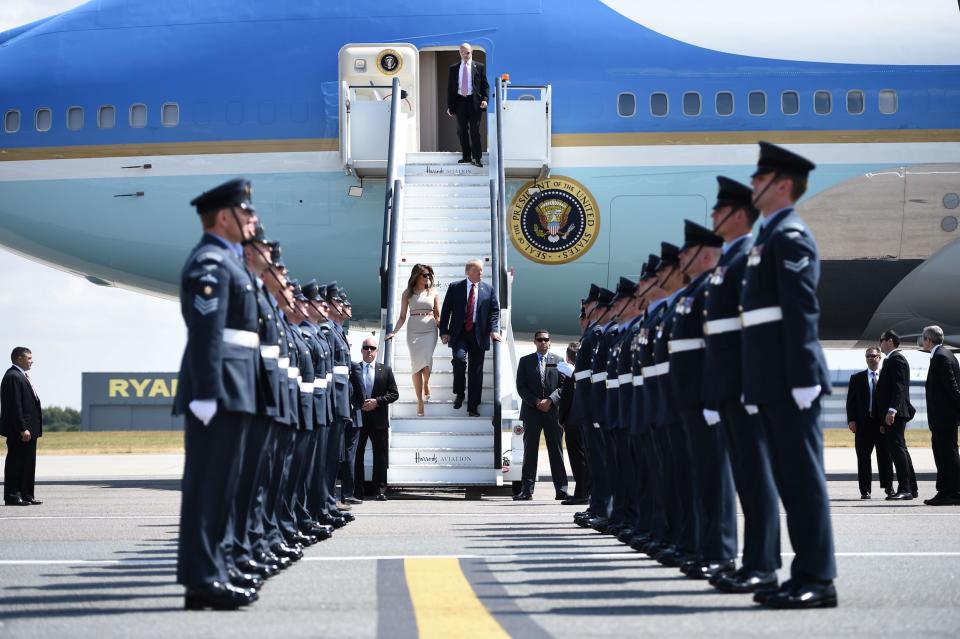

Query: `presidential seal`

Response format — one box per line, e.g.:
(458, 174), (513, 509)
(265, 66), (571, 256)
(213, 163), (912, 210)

(509, 177), (599, 265)
(376, 49), (403, 75)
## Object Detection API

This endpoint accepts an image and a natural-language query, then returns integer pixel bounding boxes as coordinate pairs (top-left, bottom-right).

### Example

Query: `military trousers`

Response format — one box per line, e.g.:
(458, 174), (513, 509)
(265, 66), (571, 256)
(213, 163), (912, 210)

(177, 410), (249, 588)
(719, 400), (781, 572)
(257, 422), (289, 551)
(651, 425), (677, 544)
(272, 427), (300, 542)
(610, 429), (636, 525)
(229, 415), (272, 565)
(667, 418), (700, 555)
(324, 419), (347, 511)
(628, 432), (650, 535)
(759, 399), (836, 582)
(581, 422), (605, 514)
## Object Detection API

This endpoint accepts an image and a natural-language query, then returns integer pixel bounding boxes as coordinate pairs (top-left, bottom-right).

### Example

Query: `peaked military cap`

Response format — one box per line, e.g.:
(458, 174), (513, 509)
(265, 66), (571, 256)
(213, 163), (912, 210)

(640, 254), (660, 280)
(681, 219), (724, 250)
(190, 178), (255, 214)
(317, 284), (328, 301)
(324, 282), (341, 303)
(714, 176), (756, 210)
(269, 243), (283, 267)
(611, 276), (638, 303)
(301, 279), (320, 302)
(596, 287), (615, 307)
(584, 283), (601, 304)
(752, 141), (816, 178)
(658, 242), (680, 268)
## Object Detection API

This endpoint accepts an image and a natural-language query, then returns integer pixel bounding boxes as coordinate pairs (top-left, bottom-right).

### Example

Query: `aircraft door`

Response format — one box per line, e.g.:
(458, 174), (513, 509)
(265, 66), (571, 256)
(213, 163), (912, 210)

(339, 43), (419, 172)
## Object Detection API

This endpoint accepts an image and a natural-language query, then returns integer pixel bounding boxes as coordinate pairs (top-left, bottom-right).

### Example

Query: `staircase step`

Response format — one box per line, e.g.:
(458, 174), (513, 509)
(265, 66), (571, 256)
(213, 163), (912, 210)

(406, 152), (488, 165)
(391, 431), (492, 448)
(392, 402), (493, 418)
(392, 354), (493, 374)
(387, 466), (498, 485)
(405, 174), (490, 186)
(404, 218), (490, 233)
(400, 230), (490, 244)
(405, 195), (490, 208)
(392, 417), (495, 433)
(400, 241), (490, 257)
(390, 448), (495, 466)
(404, 184), (490, 196)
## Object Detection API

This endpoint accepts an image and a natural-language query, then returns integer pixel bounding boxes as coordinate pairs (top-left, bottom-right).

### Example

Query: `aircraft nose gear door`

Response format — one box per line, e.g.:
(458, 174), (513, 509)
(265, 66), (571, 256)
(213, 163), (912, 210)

(339, 43), (419, 176)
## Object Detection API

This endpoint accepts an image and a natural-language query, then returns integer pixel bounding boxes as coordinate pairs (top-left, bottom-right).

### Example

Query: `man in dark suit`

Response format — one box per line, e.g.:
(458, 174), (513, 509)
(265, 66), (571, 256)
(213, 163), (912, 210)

(446, 42), (489, 167)
(845, 347), (894, 499)
(920, 325), (960, 505)
(558, 342), (589, 504)
(875, 329), (919, 500)
(2, 347), (42, 506)
(439, 259), (501, 416)
(515, 330), (567, 500)
(353, 337), (399, 501)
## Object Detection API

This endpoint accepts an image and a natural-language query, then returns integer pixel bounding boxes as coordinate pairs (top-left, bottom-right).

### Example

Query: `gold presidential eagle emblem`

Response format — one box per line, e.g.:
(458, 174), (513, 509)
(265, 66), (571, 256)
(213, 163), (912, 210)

(376, 49), (403, 75)
(509, 176), (599, 265)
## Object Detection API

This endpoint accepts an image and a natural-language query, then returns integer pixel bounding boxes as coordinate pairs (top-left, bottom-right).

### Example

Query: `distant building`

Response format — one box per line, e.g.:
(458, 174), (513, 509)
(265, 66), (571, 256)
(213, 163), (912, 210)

(81, 372), (183, 431)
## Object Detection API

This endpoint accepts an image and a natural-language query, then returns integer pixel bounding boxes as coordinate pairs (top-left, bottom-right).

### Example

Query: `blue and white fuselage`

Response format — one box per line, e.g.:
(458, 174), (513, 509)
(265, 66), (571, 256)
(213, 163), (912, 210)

(1, 0), (958, 340)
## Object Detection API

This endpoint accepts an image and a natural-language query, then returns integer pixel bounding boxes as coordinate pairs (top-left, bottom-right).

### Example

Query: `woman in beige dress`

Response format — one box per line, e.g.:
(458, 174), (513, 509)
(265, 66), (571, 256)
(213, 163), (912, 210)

(386, 263), (439, 416)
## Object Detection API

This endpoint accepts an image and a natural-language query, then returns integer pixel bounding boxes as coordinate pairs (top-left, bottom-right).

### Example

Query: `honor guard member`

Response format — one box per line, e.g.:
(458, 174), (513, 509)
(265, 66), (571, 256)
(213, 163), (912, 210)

(607, 277), (643, 543)
(702, 177), (781, 595)
(623, 255), (661, 551)
(323, 283), (355, 526)
(571, 285), (604, 526)
(741, 142), (836, 609)
(175, 178), (261, 610)
(633, 249), (674, 558)
(668, 221), (738, 582)
(585, 287), (616, 531)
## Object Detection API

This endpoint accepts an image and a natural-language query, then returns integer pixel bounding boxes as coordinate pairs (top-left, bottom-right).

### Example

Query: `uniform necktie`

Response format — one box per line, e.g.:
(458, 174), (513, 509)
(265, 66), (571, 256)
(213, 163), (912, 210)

(460, 62), (468, 96)
(465, 283), (476, 332)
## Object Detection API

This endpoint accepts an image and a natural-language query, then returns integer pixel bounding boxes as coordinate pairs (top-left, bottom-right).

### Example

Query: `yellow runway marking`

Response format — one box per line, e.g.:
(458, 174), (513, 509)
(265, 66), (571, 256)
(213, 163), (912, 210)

(404, 557), (510, 639)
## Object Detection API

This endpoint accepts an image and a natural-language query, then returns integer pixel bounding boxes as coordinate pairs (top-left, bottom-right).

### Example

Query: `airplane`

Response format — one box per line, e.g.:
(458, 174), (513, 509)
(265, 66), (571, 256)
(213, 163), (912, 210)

(1, 0), (958, 343)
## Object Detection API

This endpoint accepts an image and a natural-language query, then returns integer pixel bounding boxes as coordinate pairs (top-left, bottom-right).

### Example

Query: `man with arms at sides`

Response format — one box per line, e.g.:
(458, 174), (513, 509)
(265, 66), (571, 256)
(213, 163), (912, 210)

(446, 42), (489, 167)
(875, 329), (919, 500)
(353, 337), (399, 501)
(846, 347), (894, 499)
(920, 326), (960, 505)
(557, 341), (590, 505)
(439, 259), (501, 417)
(515, 330), (567, 501)
(1, 347), (42, 506)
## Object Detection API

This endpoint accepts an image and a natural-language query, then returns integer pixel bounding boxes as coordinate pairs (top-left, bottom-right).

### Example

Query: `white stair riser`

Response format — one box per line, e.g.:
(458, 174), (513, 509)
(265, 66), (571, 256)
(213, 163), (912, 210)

(404, 219), (490, 233)
(388, 467), (497, 484)
(390, 449), (494, 466)
(393, 356), (493, 374)
(401, 242), (490, 257)
(392, 403), (493, 418)
(405, 195), (491, 208)
(404, 208), (490, 220)
(405, 185), (490, 197)
(391, 418), (494, 433)
(405, 175), (490, 186)
(392, 433), (492, 448)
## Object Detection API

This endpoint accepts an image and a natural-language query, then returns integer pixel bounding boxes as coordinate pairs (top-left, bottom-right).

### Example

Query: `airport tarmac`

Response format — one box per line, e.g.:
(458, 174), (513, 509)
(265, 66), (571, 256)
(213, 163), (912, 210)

(1, 454), (959, 639)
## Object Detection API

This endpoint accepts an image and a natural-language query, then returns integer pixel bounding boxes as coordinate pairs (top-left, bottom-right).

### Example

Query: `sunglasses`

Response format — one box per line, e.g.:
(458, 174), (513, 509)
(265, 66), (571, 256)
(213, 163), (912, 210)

(866, 354), (880, 359)
(535, 337), (550, 343)
(362, 345), (377, 351)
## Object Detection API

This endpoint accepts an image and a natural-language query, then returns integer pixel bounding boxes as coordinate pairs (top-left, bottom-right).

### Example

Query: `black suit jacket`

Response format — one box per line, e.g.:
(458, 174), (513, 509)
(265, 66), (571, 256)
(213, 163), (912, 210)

(926, 346), (960, 429)
(447, 61), (489, 113)
(439, 279), (500, 351)
(874, 350), (916, 422)
(846, 369), (880, 428)
(557, 373), (575, 427)
(516, 352), (562, 423)
(0, 366), (42, 438)
(352, 362), (399, 430)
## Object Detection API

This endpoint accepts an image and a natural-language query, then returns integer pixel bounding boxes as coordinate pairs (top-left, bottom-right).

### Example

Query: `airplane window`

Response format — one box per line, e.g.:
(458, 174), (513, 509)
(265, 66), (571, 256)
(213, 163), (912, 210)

(879, 89), (898, 115)
(781, 91), (799, 115)
(162, 103), (180, 127)
(617, 92), (636, 117)
(98, 106), (116, 129)
(814, 91), (832, 115)
(748, 91), (766, 116)
(3, 110), (19, 133)
(682, 92), (701, 116)
(847, 90), (864, 115)
(67, 107), (84, 131)
(650, 92), (668, 117)
(130, 103), (147, 128)
(35, 108), (52, 132)
(715, 92), (733, 116)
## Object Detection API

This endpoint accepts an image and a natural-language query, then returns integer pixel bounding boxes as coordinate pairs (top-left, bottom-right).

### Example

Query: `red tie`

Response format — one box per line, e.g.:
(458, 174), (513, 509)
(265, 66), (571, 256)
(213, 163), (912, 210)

(460, 63), (469, 96)
(465, 283), (476, 332)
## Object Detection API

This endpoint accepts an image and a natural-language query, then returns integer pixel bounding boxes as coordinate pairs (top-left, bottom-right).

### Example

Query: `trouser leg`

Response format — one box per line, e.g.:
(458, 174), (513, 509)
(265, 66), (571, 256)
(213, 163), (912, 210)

(521, 419), (542, 494)
(683, 408), (737, 562)
(668, 418), (699, 556)
(543, 419), (568, 493)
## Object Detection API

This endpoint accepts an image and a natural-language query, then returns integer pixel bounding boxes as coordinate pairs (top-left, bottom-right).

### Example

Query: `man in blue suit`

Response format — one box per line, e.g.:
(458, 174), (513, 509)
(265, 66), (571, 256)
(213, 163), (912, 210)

(439, 259), (501, 416)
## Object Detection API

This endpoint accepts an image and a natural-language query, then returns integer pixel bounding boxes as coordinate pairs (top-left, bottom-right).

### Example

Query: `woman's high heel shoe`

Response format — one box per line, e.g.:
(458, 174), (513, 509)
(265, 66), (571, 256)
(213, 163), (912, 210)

(416, 400), (425, 417)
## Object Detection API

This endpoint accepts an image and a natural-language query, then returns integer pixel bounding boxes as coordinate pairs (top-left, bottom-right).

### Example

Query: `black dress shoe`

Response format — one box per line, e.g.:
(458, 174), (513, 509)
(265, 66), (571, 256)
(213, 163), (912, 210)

(467, 410), (481, 417)
(616, 528), (635, 544)
(763, 581), (837, 609)
(924, 495), (960, 506)
(318, 515), (347, 528)
(886, 491), (914, 501)
(306, 525), (333, 540)
(629, 534), (652, 551)
(185, 581), (255, 610)
(714, 568), (778, 593)
(655, 546), (686, 567)
(237, 559), (277, 579)
(376, 493), (388, 501)
(754, 579), (794, 604)
(453, 394), (465, 409)
(860, 493), (871, 500)
(561, 496), (589, 505)
(4, 496), (28, 506)
(22, 497), (42, 505)
(473, 159), (483, 167)
(554, 490), (570, 501)
(458, 158), (471, 164)
(884, 487), (896, 497)
(271, 543), (302, 561)
(228, 568), (262, 590)
(340, 511), (356, 523)
(688, 559), (736, 581)
(344, 497), (363, 505)
(513, 492), (532, 501)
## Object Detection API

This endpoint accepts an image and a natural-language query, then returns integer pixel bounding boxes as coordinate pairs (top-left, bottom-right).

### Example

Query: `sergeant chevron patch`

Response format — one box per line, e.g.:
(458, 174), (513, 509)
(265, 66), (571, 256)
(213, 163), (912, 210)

(783, 256), (810, 272)
(193, 296), (219, 316)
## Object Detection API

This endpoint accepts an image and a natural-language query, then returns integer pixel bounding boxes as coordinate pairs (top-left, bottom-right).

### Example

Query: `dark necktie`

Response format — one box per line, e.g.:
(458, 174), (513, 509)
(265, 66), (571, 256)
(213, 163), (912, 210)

(869, 371), (876, 416)
(465, 283), (476, 332)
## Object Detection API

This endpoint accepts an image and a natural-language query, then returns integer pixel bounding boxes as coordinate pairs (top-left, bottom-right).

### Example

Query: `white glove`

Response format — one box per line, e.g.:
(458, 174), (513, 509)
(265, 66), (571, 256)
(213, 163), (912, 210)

(557, 361), (575, 377)
(592, 422), (601, 429)
(702, 409), (721, 426)
(741, 394), (759, 416)
(189, 399), (218, 426)
(791, 385), (822, 411)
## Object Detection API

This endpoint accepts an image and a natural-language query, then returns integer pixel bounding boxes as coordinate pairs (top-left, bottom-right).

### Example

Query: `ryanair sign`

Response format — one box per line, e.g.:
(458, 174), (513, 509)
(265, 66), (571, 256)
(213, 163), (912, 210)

(108, 377), (179, 399)
(82, 372), (180, 404)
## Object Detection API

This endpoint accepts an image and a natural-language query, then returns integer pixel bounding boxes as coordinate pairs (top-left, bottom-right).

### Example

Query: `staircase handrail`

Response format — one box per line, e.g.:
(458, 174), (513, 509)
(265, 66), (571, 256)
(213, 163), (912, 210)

(380, 76), (403, 367)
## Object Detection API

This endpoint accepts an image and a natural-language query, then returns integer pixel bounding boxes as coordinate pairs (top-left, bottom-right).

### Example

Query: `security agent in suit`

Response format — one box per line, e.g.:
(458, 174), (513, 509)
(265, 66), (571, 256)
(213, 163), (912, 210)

(174, 178), (262, 610)
(846, 347), (894, 499)
(920, 325), (960, 505)
(876, 329), (919, 500)
(439, 259), (501, 415)
(741, 142), (836, 609)
(557, 341), (590, 504)
(515, 330), (567, 500)
(668, 221), (738, 582)
(2, 347), (42, 506)
(701, 176), (781, 595)
(354, 337), (399, 500)
(446, 42), (489, 167)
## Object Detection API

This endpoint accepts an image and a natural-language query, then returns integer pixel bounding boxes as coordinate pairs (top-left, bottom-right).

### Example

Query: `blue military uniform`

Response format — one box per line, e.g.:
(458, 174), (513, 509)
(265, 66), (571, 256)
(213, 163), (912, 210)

(740, 142), (836, 607)
(586, 289), (616, 524)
